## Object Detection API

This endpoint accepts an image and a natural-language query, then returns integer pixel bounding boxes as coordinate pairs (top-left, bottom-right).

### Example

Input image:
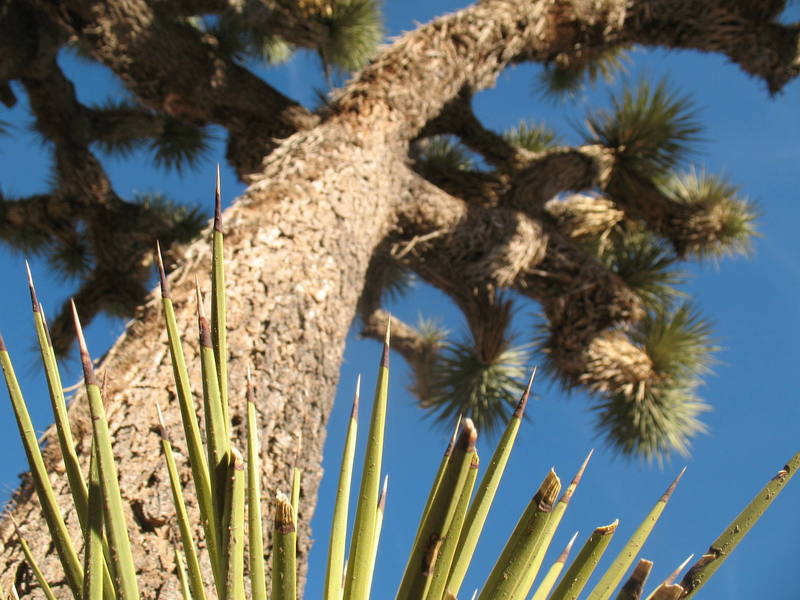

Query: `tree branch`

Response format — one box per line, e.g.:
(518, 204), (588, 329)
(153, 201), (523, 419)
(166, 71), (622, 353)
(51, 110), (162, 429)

(337, 0), (800, 146)
(394, 169), (641, 323)
(421, 90), (531, 170)
(46, 0), (319, 177)
(624, 2), (800, 94)
(501, 145), (617, 214)
(17, 55), (203, 353)
(393, 168), (654, 405)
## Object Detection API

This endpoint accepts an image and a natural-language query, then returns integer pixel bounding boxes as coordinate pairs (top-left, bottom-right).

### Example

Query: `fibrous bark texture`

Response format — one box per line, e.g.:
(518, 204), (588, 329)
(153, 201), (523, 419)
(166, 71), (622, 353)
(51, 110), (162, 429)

(1, 0), (798, 597)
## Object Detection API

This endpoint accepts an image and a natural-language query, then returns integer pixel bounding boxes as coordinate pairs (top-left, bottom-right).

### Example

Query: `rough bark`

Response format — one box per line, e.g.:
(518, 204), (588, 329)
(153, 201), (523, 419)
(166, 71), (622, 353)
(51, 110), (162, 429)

(1, 120), (403, 597)
(1, 0), (799, 597)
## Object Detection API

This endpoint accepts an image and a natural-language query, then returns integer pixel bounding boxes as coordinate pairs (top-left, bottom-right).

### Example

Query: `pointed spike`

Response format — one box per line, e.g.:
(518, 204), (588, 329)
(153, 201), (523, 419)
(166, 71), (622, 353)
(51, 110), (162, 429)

(573, 448), (593, 484)
(70, 300), (97, 385)
(445, 414), (463, 457)
(378, 475), (388, 512)
(662, 467), (687, 502)
(246, 366), (256, 404)
(195, 279), (212, 347)
(194, 277), (206, 318)
(557, 531), (580, 563)
(514, 366), (537, 418)
(24, 260), (39, 312)
(350, 374), (361, 421)
(381, 317), (391, 368)
(0, 330), (6, 352)
(155, 401), (168, 438)
(155, 241), (170, 299)
(214, 164), (223, 232)
(560, 448), (594, 505)
(39, 305), (55, 351)
(664, 554), (695, 586)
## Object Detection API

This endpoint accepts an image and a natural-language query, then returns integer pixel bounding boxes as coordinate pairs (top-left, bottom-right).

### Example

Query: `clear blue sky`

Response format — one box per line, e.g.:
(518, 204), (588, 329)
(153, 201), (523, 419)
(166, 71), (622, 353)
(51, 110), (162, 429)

(1, 2), (798, 599)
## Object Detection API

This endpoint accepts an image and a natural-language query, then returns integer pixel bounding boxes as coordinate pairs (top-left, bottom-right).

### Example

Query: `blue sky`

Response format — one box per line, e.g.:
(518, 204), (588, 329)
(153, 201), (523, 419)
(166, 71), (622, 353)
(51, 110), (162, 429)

(1, 2), (799, 599)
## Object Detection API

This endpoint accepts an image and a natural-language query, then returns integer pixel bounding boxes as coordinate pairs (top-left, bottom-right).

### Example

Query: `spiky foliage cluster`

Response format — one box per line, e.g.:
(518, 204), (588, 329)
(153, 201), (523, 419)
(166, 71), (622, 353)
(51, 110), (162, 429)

(202, 13), (294, 65)
(315, 0), (384, 73)
(599, 232), (684, 310)
(585, 79), (701, 182)
(412, 296), (532, 437)
(190, 0), (382, 72)
(503, 121), (560, 153)
(413, 136), (476, 173)
(1, 228), (796, 599)
(88, 100), (212, 171)
(660, 170), (758, 259)
(539, 47), (629, 98)
(594, 303), (716, 459)
(421, 336), (529, 436)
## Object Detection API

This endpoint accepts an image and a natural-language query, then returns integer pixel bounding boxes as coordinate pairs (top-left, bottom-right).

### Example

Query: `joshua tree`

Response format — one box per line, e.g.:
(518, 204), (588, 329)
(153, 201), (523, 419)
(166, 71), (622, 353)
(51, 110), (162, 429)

(0, 0), (797, 595)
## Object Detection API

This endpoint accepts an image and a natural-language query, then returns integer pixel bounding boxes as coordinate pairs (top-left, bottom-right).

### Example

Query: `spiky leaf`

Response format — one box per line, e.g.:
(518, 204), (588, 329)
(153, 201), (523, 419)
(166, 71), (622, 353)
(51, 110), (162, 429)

(585, 79), (701, 181)
(600, 232), (684, 311)
(317, 0), (383, 72)
(503, 121), (560, 153)
(659, 170), (757, 259)
(422, 339), (529, 437)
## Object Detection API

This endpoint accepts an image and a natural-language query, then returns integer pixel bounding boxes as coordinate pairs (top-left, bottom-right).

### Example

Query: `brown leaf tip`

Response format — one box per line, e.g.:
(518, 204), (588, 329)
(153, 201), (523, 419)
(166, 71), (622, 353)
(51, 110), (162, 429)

(653, 583), (685, 599)
(155, 401), (169, 439)
(24, 260), (40, 312)
(195, 280), (212, 347)
(246, 366), (256, 405)
(661, 466), (687, 502)
(231, 447), (245, 470)
(381, 317), (391, 368)
(350, 374), (361, 421)
(621, 558), (653, 594)
(274, 495), (296, 534)
(214, 164), (223, 233)
(597, 519), (619, 536)
(534, 469), (561, 512)
(561, 448), (594, 505)
(0, 331), (6, 352)
(71, 300), (98, 386)
(155, 242), (170, 299)
(457, 418), (478, 453)
(198, 316), (212, 347)
(514, 366), (536, 418)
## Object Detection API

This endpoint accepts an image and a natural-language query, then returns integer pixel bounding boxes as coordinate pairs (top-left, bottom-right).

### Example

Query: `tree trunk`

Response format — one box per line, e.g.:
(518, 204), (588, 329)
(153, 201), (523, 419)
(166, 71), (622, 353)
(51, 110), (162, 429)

(0, 119), (406, 597)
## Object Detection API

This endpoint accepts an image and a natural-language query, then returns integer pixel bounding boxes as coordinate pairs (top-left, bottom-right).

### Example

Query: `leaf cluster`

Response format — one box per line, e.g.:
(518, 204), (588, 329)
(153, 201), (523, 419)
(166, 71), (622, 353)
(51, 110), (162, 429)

(585, 79), (702, 181)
